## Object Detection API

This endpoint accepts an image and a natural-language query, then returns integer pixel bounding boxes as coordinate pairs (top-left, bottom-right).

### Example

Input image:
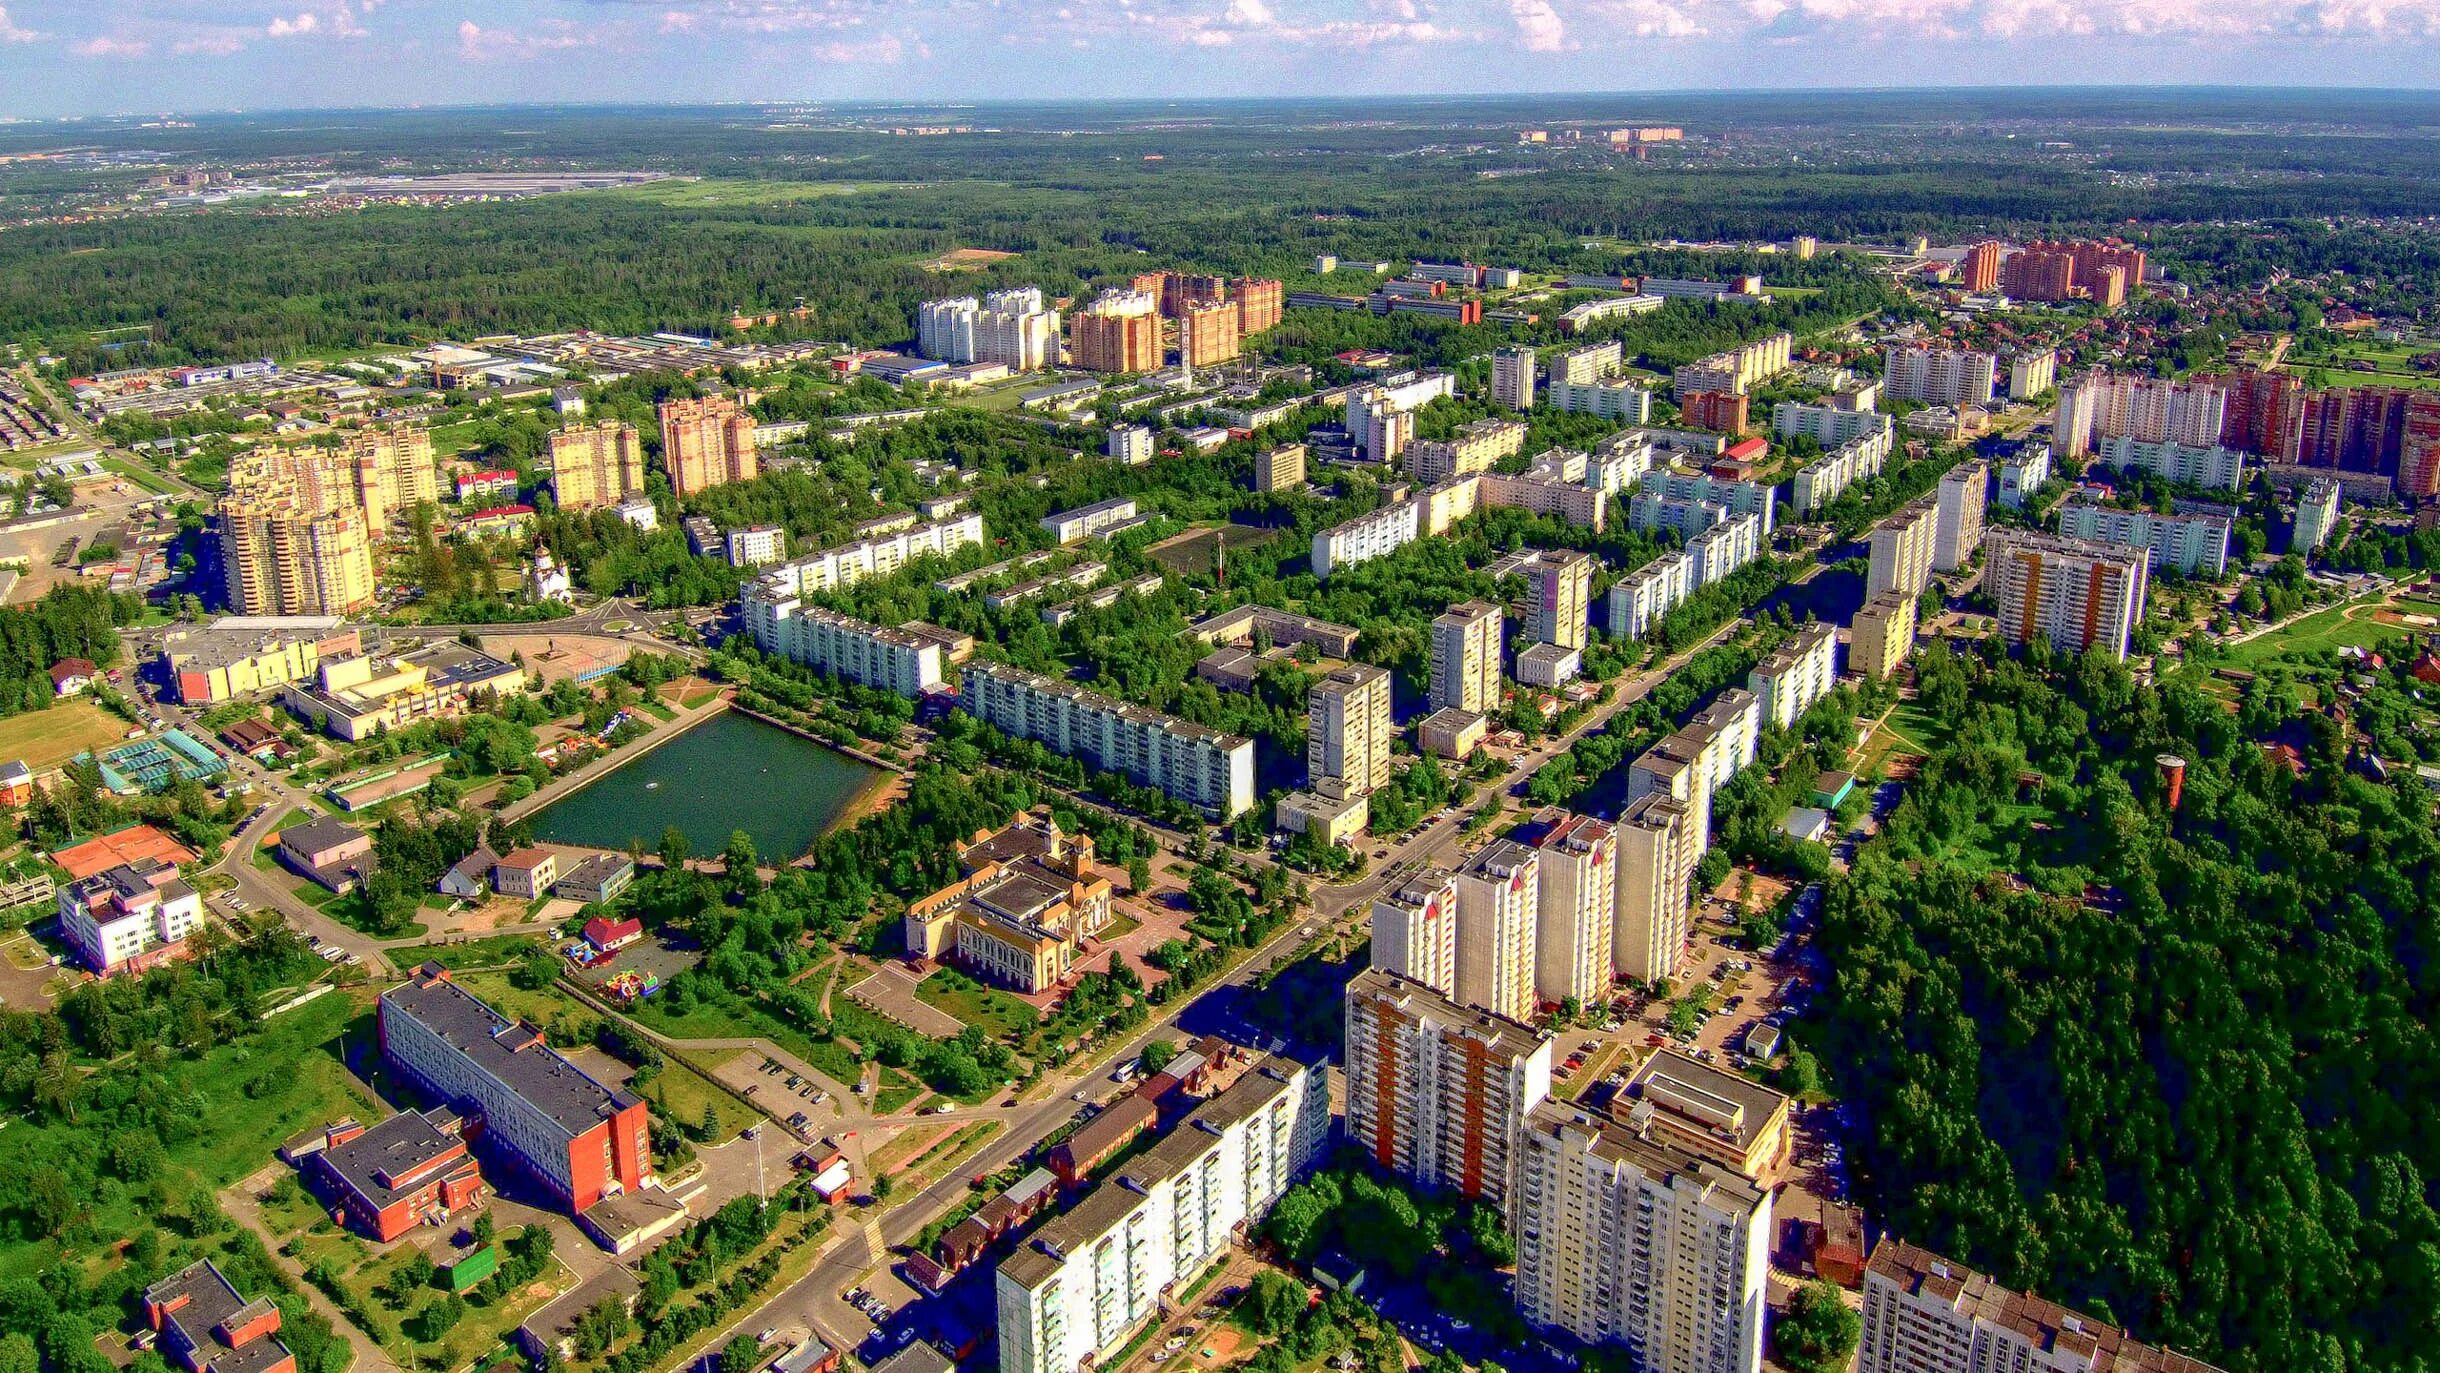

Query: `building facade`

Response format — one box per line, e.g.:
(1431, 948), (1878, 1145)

(58, 860), (203, 977)
(1851, 589), (1919, 681)
(1370, 868), (1460, 997)
(1431, 600), (1504, 714)
(1524, 810), (1616, 1009)
(1868, 497), (1941, 600)
(657, 395), (759, 496)
(1882, 344), (1997, 408)
(1453, 840), (1540, 1021)
(1492, 346), (1537, 410)
(1748, 622), (1839, 731)
(220, 448), (378, 617)
(2057, 500), (2232, 576)
(1984, 531), (2151, 661)
(1933, 461), (1989, 572)
(548, 423), (647, 510)
(1517, 549), (1595, 651)
(1306, 664), (1393, 798)
(960, 662), (1255, 819)
(1344, 968), (1552, 1214)
(1858, 1241), (2228, 1373)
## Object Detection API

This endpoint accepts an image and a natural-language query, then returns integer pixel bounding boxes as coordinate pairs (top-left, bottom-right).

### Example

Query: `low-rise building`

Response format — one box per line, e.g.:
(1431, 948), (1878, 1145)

(307, 1109), (487, 1241)
(144, 1261), (297, 1373)
(1417, 706), (1489, 761)
(1858, 1241), (2229, 1373)
(278, 817), (375, 894)
(57, 859), (204, 977)
(1041, 497), (1143, 545)
(904, 812), (1114, 993)
(160, 617), (364, 706)
(283, 642), (526, 742)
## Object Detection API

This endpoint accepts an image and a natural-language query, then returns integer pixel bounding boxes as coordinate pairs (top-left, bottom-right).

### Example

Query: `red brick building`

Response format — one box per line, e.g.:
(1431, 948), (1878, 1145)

(144, 1261), (296, 1373)
(307, 1108), (487, 1241)
(1680, 390), (1751, 435)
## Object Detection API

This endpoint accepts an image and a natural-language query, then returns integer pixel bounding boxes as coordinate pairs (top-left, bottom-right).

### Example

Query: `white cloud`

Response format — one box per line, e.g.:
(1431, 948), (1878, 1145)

(458, 17), (596, 59)
(1510, 0), (1567, 48)
(1225, 0), (1276, 21)
(0, 5), (37, 43)
(268, 12), (320, 36)
(70, 34), (152, 58)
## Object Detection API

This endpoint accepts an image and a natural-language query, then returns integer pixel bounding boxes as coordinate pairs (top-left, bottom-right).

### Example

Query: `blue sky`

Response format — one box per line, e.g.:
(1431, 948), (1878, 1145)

(3, 0), (2440, 117)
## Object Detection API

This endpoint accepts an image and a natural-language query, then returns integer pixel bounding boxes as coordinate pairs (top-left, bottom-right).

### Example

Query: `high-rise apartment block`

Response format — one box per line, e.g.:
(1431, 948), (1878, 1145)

(1067, 289), (1163, 373)
(219, 448), (378, 617)
(1345, 968), (1552, 1214)
(1614, 793), (1694, 984)
(996, 1057), (1329, 1373)
(1408, 417), (1527, 483)
(1747, 622), (1839, 732)
(1883, 344), (1997, 408)
(1370, 868), (1460, 997)
(2057, 500), (2231, 576)
(1523, 810), (1616, 1008)
(1492, 346), (1537, 410)
(2006, 349), (2059, 400)
(1680, 390), (1751, 435)
(1306, 664), (1393, 799)
(547, 423), (646, 511)
(1672, 333), (1793, 397)
(2053, 371), (2227, 458)
(1858, 1241), (2228, 1373)
(1934, 461), (1988, 571)
(2000, 239), (2144, 306)
(1512, 1101), (1772, 1373)
(2294, 478), (2342, 555)
(1430, 600), (1504, 714)
(1180, 298), (1241, 367)
(1255, 442), (1306, 492)
(1453, 840), (1540, 1022)
(2402, 393), (2440, 500)
(657, 395), (759, 496)
(960, 662), (1255, 819)
(1850, 589), (1918, 681)
(1230, 277), (1285, 336)
(1984, 531), (2150, 661)
(1960, 240), (2002, 293)
(1517, 549), (1595, 651)
(339, 425), (438, 527)
(917, 296), (979, 361)
(1555, 341), (1623, 385)
(1868, 497), (1941, 600)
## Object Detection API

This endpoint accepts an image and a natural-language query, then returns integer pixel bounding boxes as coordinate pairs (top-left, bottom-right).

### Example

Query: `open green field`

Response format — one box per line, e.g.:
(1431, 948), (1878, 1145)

(2206, 599), (2410, 674)
(645, 1051), (762, 1145)
(0, 698), (134, 771)
(279, 1208), (568, 1372)
(915, 973), (1040, 1044)
(0, 989), (380, 1294)
(603, 179), (920, 209)
(388, 932), (553, 970)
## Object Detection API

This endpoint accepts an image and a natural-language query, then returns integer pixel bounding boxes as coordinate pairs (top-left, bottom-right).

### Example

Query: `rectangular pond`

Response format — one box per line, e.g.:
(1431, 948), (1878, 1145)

(529, 709), (887, 859)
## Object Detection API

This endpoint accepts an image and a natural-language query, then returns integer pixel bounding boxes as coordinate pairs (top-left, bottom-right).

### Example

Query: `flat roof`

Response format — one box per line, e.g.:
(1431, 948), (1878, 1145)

(1623, 1047), (1791, 1152)
(382, 968), (642, 1140)
(314, 1110), (466, 1213)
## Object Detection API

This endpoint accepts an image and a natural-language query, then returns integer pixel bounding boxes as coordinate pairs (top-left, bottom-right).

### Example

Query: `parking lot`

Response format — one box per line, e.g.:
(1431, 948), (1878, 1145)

(713, 1050), (850, 1141)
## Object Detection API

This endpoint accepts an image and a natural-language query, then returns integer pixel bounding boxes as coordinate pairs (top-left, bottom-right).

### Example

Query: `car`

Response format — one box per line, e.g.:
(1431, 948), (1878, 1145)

(743, 1127), (759, 1140)
(757, 1330), (778, 1344)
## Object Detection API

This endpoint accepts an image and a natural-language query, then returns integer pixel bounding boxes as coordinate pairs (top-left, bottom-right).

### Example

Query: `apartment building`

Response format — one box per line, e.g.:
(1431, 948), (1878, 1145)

(1775, 401), (1892, 449)
(1180, 299), (1241, 368)
(1254, 442), (1306, 492)
(1984, 531), (2150, 661)
(1370, 868), (1460, 997)
(1883, 343), (1997, 408)
(996, 1057), (1330, 1373)
(1934, 461), (1989, 572)
(1515, 549), (1595, 652)
(1041, 497), (1141, 545)
(1306, 664), (1393, 798)
(1312, 499), (1421, 580)
(58, 860), (204, 977)
(219, 448), (378, 617)
(1067, 289), (1162, 373)
(1671, 333), (1793, 397)
(2097, 436), (2247, 491)
(1960, 240), (2002, 293)
(1453, 839), (1540, 1022)
(1409, 417), (1529, 483)
(1345, 968), (1552, 1214)
(1548, 376), (1654, 423)
(1867, 497), (1941, 599)
(1551, 341), (1624, 385)
(2058, 500), (2231, 576)
(725, 524), (786, 569)
(1607, 552), (1693, 643)
(1620, 1048), (1793, 1180)
(917, 297), (980, 361)
(1430, 600), (1504, 713)
(2295, 477), (2342, 555)
(657, 395), (759, 496)
(1628, 690), (1761, 857)
(2008, 349), (2059, 399)
(1851, 589), (1918, 681)
(1524, 810), (1617, 1009)
(1858, 1241), (2228, 1373)
(977, 299), (1062, 373)
(960, 662), (1255, 819)
(1512, 1101), (1772, 1373)
(1492, 345), (1537, 410)
(745, 604), (946, 696)
(1791, 428), (1896, 516)
(1638, 470), (1777, 536)
(340, 425), (439, 526)
(748, 514), (986, 598)
(547, 423), (646, 510)
(2053, 371), (2227, 458)
(380, 964), (652, 1213)
(2286, 383), (2411, 475)
(1480, 469), (1609, 532)
(1998, 444), (2054, 508)
(1680, 390), (1751, 435)
(1688, 512), (1763, 588)
(1230, 277), (1285, 336)
(1748, 622), (1839, 732)
(904, 812), (1113, 993)
(1614, 793), (1695, 984)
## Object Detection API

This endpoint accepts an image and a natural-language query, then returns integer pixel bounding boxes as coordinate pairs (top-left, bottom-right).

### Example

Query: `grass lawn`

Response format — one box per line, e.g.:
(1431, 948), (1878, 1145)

(2212, 600), (2408, 673)
(0, 699), (136, 771)
(283, 1217), (569, 1371)
(874, 1066), (925, 1115)
(638, 699), (677, 722)
(388, 932), (553, 970)
(455, 969), (587, 1030)
(0, 990), (380, 1296)
(914, 974), (1040, 1045)
(645, 1053), (762, 1144)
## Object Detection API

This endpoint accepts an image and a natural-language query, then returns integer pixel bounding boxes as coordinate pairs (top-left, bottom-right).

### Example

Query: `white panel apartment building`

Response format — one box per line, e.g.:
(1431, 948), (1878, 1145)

(1370, 868), (1460, 997)
(1867, 497), (1941, 599)
(1882, 343), (1998, 407)
(1615, 792), (1696, 984)
(2057, 501), (2231, 577)
(960, 662), (1256, 819)
(1607, 552), (1694, 643)
(2053, 371), (2228, 458)
(1525, 810), (1617, 1009)
(1548, 377), (1655, 423)
(917, 297), (980, 362)
(996, 1057), (1331, 1373)
(748, 514), (986, 597)
(1344, 968), (1552, 1216)
(920, 291), (1060, 370)
(1513, 1101), (1773, 1373)
(1453, 839), (1541, 1022)
(1042, 497), (1141, 545)
(1774, 401), (1891, 449)
(1430, 600), (1504, 714)
(1671, 333), (1793, 397)
(1933, 461), (1989, 572)
(1790, 427), (1896, 516)
(1858, 1240), (2228, 1373)
(1554, 341), (1625, 386)
(1638, 471), (1777, 536)
(1747, 622), (1839, 732)
(1688, 513), (1763, 588)
(744, 604), (946, 697)
(2096, 436), (2248, 492)
(1312, 500), (1422, 579)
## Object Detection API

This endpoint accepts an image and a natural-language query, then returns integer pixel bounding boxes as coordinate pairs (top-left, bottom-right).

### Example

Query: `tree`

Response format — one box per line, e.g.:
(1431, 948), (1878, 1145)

(1139, 1038), (1177, 1077)
(721, 1334), (763, 1373)
(1774, 1282), (1861, 1373)
(1245, 1271), (1307, 1337)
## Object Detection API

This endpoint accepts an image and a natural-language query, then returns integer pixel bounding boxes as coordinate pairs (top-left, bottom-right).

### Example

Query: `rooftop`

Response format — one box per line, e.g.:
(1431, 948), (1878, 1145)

(1867, 1240), (2228, 1373)
(1622, 1047), (1792, 1154)
(313, 1110), (471, 1213)
(381, 966), (644, 1140)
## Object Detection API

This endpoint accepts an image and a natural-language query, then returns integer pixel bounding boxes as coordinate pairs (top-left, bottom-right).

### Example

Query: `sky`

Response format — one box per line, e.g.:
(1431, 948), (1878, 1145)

(4, 0), (2440, 117)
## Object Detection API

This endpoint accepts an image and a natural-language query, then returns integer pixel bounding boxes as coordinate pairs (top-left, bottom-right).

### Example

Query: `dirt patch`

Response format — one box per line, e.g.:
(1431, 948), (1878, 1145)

(926, 247), (1018, 271)
(1191, 1327), (1245, 1368)
(1144, 524), (1279, 577)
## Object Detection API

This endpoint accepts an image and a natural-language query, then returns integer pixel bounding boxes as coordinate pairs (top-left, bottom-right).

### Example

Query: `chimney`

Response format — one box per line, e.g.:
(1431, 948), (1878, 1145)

(2156, 754), (2187, 812)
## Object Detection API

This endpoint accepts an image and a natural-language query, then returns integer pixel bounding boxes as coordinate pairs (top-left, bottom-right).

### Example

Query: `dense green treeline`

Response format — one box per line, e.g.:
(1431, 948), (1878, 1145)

(1812, 643), (2440, 1373)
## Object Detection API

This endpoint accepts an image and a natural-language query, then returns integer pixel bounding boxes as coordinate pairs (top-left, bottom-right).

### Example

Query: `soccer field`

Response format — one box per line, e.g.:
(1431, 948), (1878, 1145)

(0, 700), (134, 771)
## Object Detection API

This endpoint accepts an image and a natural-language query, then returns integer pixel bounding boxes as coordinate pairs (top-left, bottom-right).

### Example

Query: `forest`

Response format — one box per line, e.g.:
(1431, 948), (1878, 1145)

(1810, 641), (2440, 1373)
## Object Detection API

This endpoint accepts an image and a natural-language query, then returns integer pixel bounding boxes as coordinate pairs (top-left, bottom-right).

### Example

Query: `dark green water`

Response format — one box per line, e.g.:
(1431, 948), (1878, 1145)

(530, 710), (884, 858)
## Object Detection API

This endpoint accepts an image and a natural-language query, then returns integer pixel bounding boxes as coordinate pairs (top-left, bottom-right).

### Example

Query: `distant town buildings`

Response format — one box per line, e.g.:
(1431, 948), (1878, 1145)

(1999, 239), (2144, 307)
(1671, 332), (1793, 397)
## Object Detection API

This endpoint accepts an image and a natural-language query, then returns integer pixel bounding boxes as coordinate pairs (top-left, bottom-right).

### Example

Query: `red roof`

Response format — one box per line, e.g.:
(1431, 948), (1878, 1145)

(468, 504), (536, 520)
(1725, 437), (1768, 461)
(584, 916), (642, 946)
